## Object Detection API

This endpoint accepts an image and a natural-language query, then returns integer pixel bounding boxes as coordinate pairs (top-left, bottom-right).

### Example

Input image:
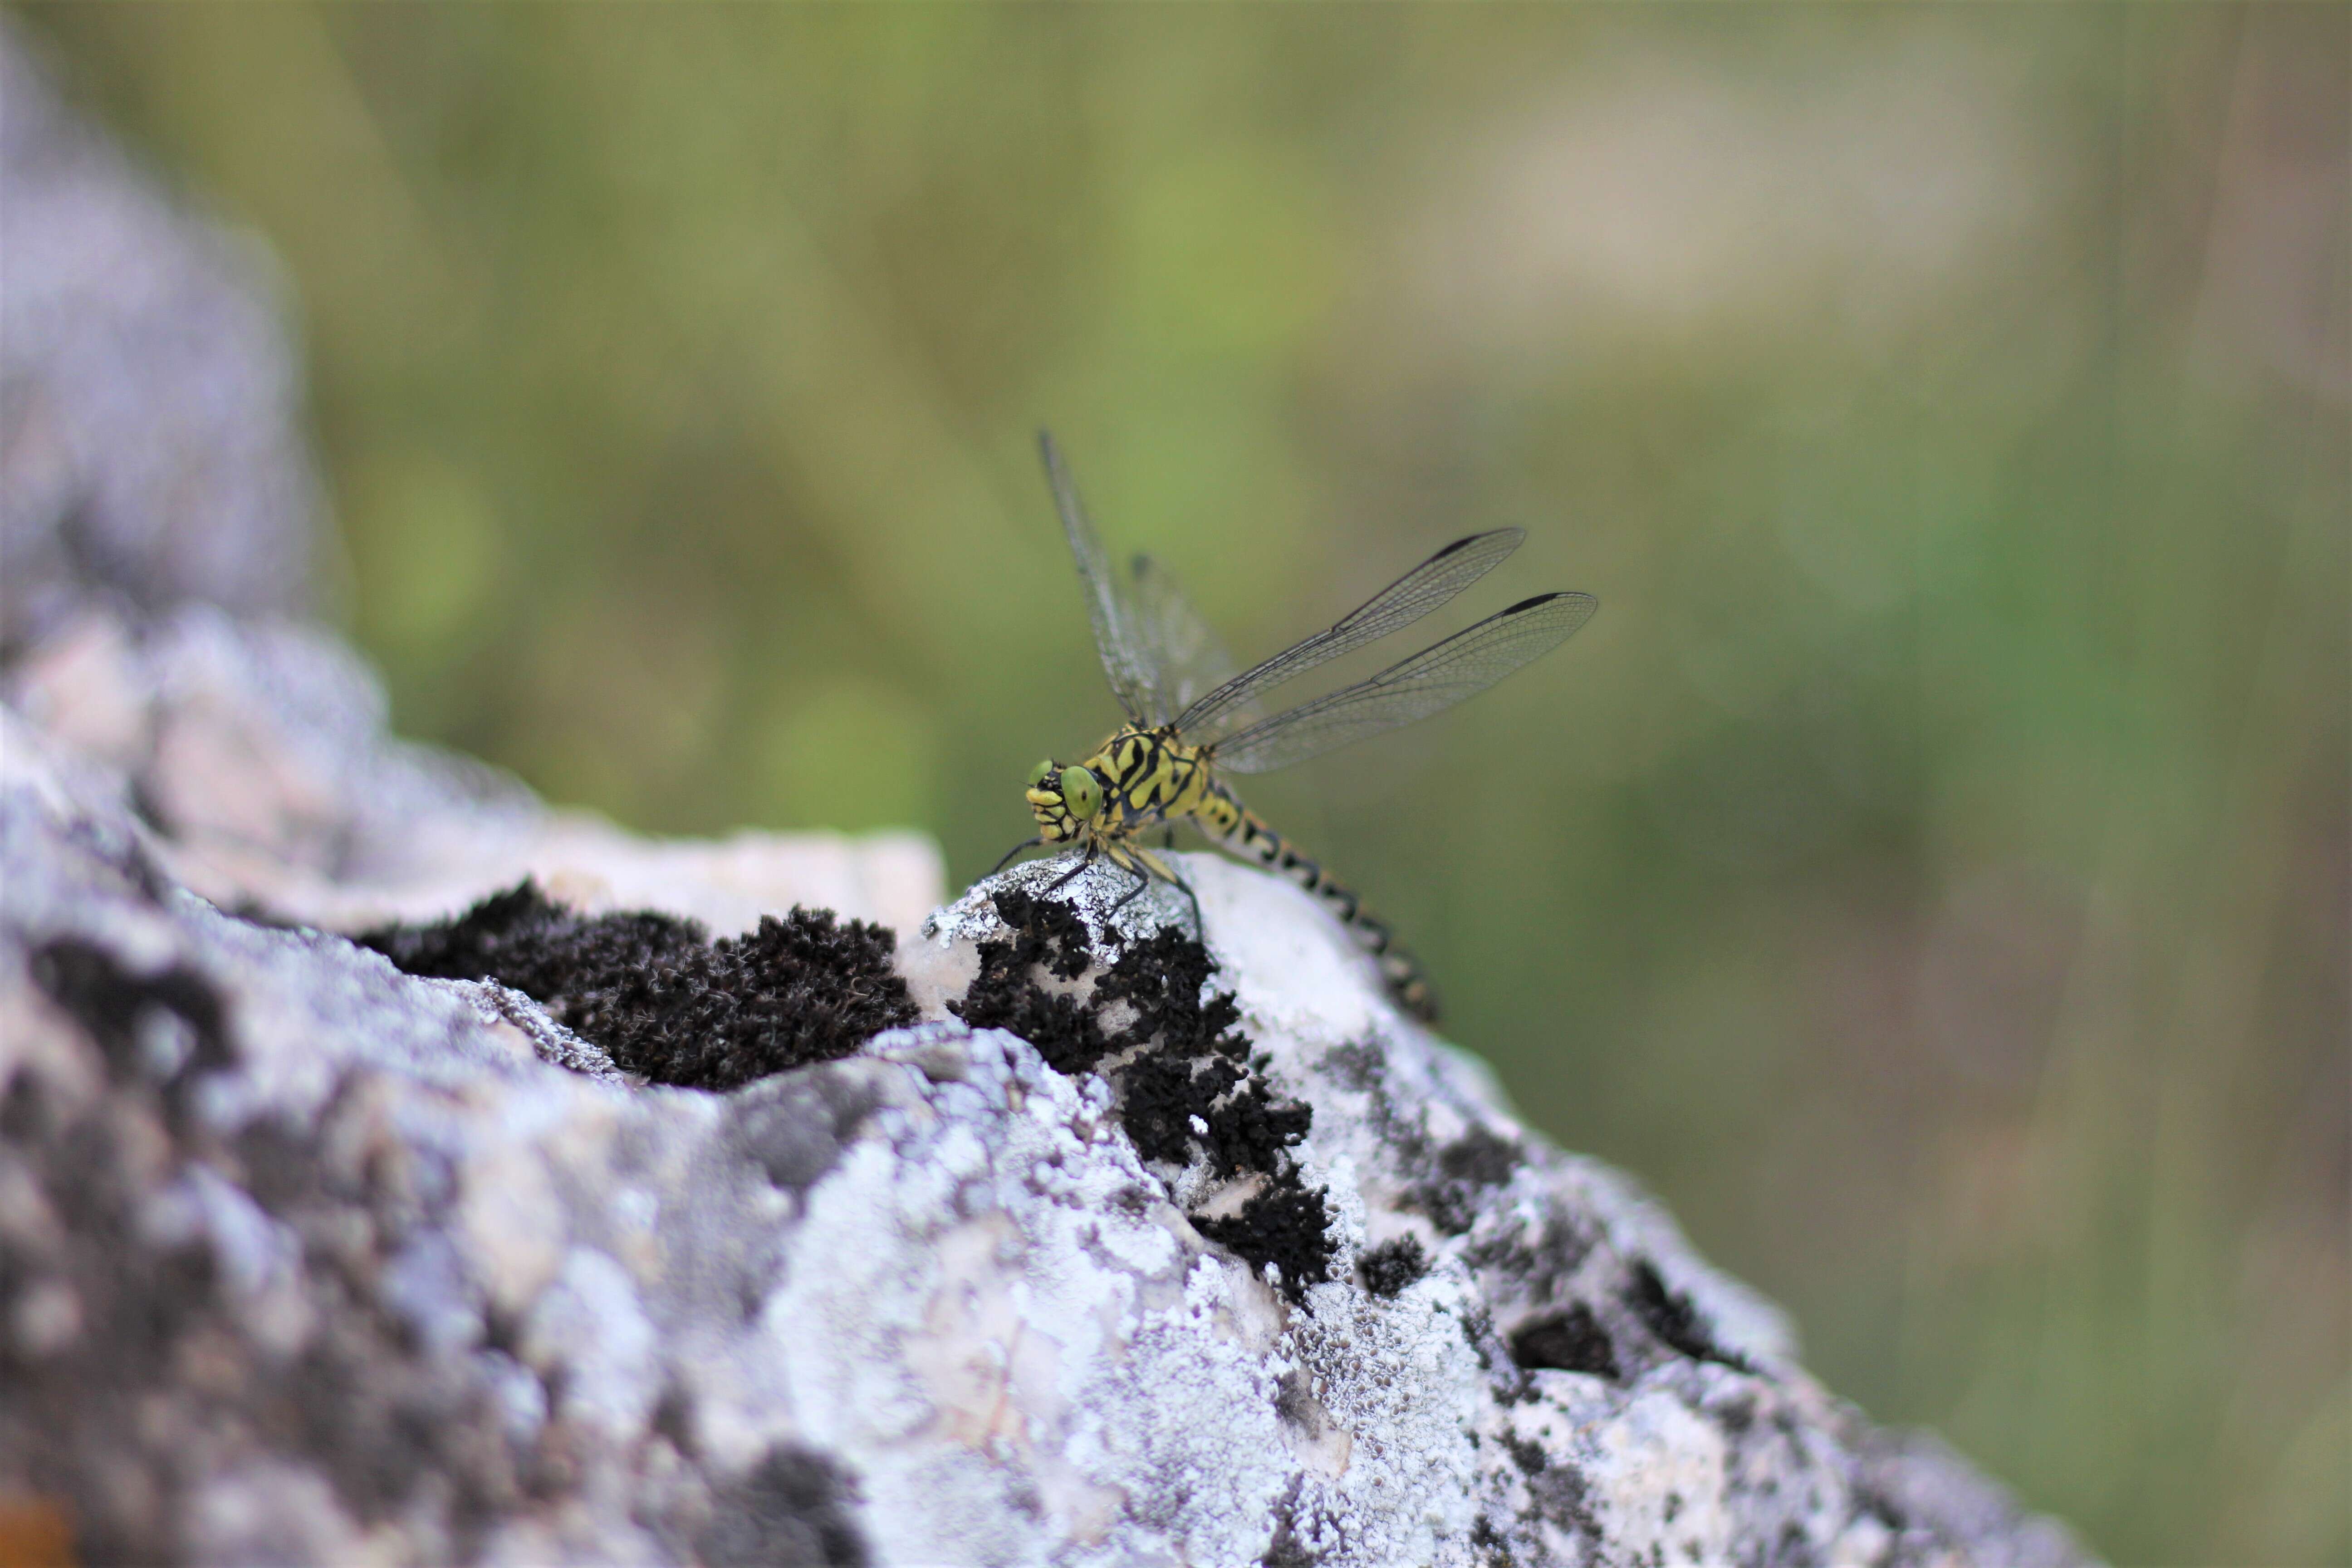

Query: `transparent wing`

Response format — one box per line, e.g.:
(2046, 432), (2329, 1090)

(1174, 527), (1526, 742)
(1040, 430), (1155, 724)
(1210, 591), (1597, 774)
(1127, 554), (1250, 726)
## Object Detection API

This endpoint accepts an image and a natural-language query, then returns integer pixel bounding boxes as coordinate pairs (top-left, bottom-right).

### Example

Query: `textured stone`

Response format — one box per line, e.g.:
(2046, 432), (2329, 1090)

(0, 21), (321, 647)
(0, 696), (2091, 1566)
(1, 606), (942, 936)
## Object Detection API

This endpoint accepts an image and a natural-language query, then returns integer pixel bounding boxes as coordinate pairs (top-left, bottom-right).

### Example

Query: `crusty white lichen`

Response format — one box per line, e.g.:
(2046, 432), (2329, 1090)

(857, 849), (2082, 1566)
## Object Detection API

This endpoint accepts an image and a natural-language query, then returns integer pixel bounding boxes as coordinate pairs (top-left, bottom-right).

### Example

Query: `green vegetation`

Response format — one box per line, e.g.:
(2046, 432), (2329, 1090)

(22, 6), (2344, 1562)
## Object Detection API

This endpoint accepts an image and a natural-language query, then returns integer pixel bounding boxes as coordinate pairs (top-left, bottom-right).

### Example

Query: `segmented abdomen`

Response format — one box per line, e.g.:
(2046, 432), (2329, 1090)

(1192, 780), (1437, 1022)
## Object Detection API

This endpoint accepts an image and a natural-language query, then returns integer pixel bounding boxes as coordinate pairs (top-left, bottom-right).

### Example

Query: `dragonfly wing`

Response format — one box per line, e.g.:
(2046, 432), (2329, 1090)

(1211, 591), (1597, 774)
(1127, 554), (1251, 727)
(1040, 431), (1156, 725)
(1175, 526), (1526, 741)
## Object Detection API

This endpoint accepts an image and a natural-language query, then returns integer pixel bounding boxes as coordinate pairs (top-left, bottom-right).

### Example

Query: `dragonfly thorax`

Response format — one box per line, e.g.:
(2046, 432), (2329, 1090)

(1025, 725), (1214, 845)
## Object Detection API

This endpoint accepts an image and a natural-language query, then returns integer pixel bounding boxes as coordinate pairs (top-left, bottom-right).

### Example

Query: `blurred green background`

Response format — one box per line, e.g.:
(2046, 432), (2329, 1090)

(17, 5), (2345, 1561)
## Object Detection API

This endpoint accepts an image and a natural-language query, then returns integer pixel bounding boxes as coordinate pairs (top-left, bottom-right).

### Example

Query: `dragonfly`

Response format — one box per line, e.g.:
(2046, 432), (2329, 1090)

(999, 432), (1597, 1021)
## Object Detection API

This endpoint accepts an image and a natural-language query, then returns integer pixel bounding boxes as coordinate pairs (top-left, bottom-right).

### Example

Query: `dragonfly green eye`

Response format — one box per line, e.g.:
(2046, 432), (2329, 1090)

(1028, 758), (1055, 788)
(1059, 766), (1103, 820)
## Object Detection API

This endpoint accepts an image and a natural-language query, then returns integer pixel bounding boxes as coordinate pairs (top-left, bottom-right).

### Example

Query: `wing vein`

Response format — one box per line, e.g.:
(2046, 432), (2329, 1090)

(1173, 526), (1526, 740)
(1041, 431), (1157, 723)
(1209, 591), (1597, 774)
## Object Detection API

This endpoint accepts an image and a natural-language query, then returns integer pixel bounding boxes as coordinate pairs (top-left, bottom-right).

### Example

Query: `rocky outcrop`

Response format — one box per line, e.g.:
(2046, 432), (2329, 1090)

(0, 700), (2089, 1566)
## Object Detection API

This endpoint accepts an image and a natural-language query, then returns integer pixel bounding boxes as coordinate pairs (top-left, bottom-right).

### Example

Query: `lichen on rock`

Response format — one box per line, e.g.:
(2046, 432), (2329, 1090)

(358, 881), (919, 1090)
(1, 696), (2094, 1564)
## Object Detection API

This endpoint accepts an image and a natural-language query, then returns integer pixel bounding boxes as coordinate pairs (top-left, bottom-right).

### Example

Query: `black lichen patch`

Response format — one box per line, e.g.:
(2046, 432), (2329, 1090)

(947, 888), (1117, 1074)
(1205, 1077), (1315, 1181)
(1469, 1514), (1518, 1567)
(1522, 1458), (1601, 1539)
(28, 938), (235, 1120)
(360, 880), (703, 1000)
(1260, 1475), (1322, 1567)
(629, 912), (918, 1089)
(1403, 1180), (1482, 1238)
(1437, 1125), (1520, 1187)
(0, 1030), (531, 1565)
(1506, 1303), (1619, 1379)
(1404, 1125), (1521, 1235)
(1195, 1184), (1337, 1299)
(698, 1445), (869, 1568)
(948, 888), (1332, 1301)
(1117, 1047), (1241, 1169)
(1357, 1235), (1429, 1298)
(359, 881), (917, 1090)
(1118, 1045), (1314, 1183)
(1087, 922), (1233, 1049)
(1625, 1259), (1752, 1373)
(1460, 1211), (1597, 1329)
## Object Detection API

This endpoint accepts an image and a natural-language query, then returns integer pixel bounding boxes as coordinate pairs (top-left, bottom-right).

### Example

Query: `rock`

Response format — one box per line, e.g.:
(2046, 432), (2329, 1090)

(1, 605), (942, 936)
(0, 688), (2090, 1566)
(0, 20), (322, 649)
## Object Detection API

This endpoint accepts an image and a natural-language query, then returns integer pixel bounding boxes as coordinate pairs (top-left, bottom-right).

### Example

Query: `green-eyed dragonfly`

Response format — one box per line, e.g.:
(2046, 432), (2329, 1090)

(1000, 432), (1596, 1020)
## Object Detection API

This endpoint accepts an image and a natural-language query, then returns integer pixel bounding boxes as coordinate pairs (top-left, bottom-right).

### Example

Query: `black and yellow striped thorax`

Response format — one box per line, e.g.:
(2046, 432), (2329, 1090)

(1086, 725), (1216, 834)
(1024, 725), (1248, 844)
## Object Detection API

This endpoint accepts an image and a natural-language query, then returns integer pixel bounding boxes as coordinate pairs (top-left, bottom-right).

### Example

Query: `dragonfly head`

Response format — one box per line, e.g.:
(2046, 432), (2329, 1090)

(1026, 758), (1103, 841)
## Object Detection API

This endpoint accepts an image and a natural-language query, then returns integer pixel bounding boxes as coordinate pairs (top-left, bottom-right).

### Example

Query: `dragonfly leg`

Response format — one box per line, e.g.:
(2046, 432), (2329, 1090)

(1175, 876), (1204, 939)
(1100, 840), (1154, 914)
(990, 836), (1044, 875)
(1106, 859), (1153, 916)
(1043, 843), (1098, 896)
(1124, 843), (1205, 939)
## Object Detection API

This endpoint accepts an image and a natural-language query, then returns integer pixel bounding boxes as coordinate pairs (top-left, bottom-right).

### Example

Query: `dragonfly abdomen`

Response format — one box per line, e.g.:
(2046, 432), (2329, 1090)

(1193, 779), (1438, 1021)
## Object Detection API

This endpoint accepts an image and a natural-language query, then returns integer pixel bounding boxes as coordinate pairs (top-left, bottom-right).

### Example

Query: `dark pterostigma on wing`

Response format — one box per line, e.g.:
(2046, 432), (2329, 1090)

(1173, 526), (1528, 743)
(1210, 590), (1597, 774)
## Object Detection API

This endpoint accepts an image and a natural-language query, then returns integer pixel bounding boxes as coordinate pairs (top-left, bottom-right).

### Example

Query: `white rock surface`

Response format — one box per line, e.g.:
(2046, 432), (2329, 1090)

(1, 19), (321, 643)
(2, 605), (942, 936)
(1, 672), (2089, 1565)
